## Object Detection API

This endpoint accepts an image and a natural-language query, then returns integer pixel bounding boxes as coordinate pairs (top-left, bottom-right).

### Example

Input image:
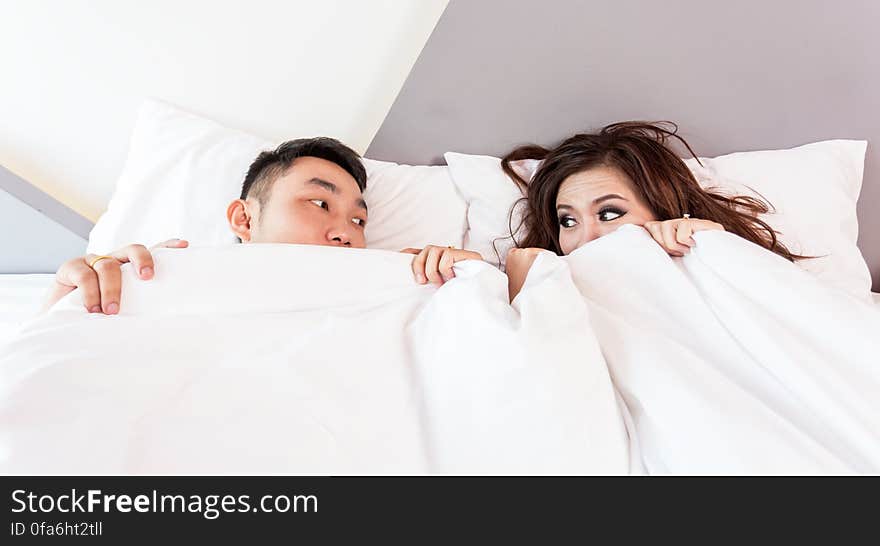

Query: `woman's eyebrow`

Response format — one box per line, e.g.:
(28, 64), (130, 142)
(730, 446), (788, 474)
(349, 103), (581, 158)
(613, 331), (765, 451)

(592, 193), (625, 205)
(557, 194), (626, 211)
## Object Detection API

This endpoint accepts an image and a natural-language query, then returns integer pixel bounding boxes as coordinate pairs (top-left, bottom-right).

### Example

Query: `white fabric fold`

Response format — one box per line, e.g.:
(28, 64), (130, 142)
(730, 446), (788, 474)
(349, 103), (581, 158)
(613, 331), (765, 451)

(560, 225), (880, 473)
(411, 252), (632, 474)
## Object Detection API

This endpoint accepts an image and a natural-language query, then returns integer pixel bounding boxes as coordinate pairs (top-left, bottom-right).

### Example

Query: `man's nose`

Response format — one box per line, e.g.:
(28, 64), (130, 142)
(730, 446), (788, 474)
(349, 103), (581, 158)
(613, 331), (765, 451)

(327, 223), (353, 246)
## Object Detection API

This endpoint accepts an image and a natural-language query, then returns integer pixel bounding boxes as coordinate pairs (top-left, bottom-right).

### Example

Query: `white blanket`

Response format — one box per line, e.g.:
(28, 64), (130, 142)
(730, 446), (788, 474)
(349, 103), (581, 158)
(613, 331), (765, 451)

(0, 245), (630, 474)
(2, 233), (876, 475)
(522, 225), (880, 474)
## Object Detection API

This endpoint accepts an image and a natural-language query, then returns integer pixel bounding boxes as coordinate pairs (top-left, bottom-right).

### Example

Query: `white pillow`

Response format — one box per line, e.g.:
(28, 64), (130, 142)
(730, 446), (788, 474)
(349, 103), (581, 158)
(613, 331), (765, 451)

(442, 153), (527, 267)
(88, 99), (466, 254)
(686, 141), (870, 300)
(445, 139), (872, 301)
(362, 159), (467, 252)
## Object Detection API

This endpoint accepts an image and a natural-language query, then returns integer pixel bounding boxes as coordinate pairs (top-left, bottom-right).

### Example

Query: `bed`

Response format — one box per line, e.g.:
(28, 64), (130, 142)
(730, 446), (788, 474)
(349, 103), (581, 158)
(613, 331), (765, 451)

(1, 0), (879, 475)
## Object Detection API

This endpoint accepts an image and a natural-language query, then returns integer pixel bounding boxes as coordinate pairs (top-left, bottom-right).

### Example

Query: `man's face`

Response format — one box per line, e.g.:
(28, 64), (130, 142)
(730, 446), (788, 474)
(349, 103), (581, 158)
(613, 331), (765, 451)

(237, 156), (368, 248)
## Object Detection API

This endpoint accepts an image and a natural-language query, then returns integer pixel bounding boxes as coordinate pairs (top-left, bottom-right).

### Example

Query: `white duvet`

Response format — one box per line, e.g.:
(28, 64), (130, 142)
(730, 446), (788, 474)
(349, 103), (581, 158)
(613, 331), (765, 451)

(538, 225), (880, 474)
(0, 245), (629, 474)
(1, 228), (877, 474)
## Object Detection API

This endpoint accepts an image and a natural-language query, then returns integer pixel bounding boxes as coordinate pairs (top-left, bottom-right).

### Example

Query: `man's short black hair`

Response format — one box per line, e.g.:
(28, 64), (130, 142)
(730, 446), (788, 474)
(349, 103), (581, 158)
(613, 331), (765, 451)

(240, 137), (367, 206)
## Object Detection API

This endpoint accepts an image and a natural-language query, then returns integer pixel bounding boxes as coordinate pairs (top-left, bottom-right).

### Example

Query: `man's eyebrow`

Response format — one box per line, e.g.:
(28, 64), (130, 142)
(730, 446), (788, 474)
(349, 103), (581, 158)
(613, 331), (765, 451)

(306, 177), (366, 211)
(307, 178), (338, 193)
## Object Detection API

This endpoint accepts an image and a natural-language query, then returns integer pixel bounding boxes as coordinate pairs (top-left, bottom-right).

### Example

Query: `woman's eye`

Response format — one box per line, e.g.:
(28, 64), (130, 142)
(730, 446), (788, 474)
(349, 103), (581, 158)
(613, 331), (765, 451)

(598, 208), (625, 222)
(310, 199), (328, 210)
(352, 218), (366, 227)
(558, 216), (577, 228)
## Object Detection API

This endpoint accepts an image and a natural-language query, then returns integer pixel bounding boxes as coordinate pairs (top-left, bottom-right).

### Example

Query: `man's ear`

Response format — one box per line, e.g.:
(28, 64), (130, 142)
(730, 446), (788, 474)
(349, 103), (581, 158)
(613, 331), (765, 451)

(227, 199), (254, 242)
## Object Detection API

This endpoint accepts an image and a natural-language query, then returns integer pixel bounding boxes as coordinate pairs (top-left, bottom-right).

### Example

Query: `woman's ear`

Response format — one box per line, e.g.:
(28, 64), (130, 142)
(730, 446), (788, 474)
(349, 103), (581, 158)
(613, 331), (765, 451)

(227, 199), (254, 242)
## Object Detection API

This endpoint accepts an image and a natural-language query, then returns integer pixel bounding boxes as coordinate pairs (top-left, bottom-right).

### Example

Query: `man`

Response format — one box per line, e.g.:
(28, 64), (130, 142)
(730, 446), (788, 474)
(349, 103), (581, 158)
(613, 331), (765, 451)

(46, 137), (481, 314)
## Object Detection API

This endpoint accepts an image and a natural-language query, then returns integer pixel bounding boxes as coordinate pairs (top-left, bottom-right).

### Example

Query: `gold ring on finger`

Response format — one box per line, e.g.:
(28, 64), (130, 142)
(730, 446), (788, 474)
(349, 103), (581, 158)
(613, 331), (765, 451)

(88, 255), (114, 269)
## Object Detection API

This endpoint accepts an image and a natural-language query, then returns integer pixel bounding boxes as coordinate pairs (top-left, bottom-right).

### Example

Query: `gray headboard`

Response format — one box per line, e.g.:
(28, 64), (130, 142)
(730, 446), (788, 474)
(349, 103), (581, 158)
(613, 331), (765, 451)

(1, 165), (91, 273)
(367, 0), (880, 291)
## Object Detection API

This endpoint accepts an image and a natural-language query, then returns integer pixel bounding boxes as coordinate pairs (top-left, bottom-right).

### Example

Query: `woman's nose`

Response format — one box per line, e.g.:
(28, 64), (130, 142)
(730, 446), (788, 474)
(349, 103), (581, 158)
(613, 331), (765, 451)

(578, 222), (602, 247)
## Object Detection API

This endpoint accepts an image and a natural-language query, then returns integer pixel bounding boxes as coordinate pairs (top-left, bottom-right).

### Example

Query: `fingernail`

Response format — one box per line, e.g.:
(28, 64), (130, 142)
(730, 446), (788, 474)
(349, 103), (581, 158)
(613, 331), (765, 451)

(88, 305), (101, 313)
(105, 303), (119, 315)
(416, 274), (426, 284)
(141, 266), (153, 278)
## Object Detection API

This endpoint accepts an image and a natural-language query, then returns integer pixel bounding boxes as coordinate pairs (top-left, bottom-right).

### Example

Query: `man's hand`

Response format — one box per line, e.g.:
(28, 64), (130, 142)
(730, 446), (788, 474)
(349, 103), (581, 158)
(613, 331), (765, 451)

(401, 245), (483, 286)
(43, 238), (189, 314)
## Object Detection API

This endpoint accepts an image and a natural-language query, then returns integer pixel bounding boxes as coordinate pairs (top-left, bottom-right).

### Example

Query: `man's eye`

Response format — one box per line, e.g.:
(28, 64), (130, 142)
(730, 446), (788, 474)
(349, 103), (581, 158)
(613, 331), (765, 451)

(558, 216), (577, 228)
(310, 199), (328, 210)
(598, 208), (625, 222)
(352, 218), (366, 227)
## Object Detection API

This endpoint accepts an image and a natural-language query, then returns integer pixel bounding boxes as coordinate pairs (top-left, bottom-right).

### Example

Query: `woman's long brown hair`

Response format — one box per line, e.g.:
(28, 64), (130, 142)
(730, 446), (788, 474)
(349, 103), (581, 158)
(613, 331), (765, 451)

(501, 121), (804, 261)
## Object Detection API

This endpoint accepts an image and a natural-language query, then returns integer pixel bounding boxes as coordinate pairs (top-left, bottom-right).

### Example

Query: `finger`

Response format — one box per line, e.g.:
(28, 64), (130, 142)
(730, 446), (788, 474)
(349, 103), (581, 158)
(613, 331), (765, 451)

(439, 249), (456, 281)
(42, 282), (76, 313)
(113, 244), (155, 280)
(424, 247), (444, 285)
(683, 219), (725, 248)
(676, 220), (695, 247)
(68, 260), (102, 313)
(453, 249), (482, 263)
(54, 258), (82, 289)
(646, 221), (682, 256)
(660, 221), (691, 256)
(410, 248), (429, 284)
(92, 256), (122, 314)
(644, 221), (666, 250)
(152, 238), (188, 249)
(400, 248), (422, 255)
(690, 219), (725, 233)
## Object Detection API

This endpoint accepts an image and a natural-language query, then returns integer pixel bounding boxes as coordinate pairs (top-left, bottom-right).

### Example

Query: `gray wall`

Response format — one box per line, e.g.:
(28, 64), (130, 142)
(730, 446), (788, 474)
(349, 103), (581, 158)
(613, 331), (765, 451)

(0, 165), (90, 273)
(367, 0), (880, 290)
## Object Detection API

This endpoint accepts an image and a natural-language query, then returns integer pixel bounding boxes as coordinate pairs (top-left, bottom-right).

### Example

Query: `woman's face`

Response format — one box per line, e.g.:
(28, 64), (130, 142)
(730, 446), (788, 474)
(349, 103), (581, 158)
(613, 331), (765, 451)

(555, 165), (657, 255)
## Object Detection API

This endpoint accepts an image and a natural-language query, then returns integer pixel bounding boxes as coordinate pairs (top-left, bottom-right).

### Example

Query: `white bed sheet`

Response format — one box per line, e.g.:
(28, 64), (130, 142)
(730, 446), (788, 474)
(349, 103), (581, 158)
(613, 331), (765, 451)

(0, 274), (52, 343)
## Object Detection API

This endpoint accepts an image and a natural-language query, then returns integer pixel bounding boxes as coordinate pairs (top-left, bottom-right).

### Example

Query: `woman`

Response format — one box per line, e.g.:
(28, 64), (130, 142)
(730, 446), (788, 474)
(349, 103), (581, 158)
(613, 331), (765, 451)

(502, 121), (804, 301)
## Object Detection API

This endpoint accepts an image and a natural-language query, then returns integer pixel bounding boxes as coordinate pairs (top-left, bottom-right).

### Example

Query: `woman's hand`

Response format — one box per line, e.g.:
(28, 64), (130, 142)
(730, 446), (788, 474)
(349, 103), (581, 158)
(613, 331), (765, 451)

(43, 238), (189, 314)
(506, 247), (545, 303)
(401, 245), (483, 286)
(643, 217), (724, 257)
